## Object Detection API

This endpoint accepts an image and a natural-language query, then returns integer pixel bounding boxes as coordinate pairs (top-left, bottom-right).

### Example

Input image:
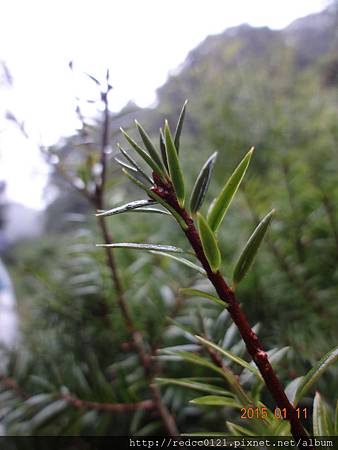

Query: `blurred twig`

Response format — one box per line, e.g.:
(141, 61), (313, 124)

(53, 70), (179, 435)
(0, 378), (155, 412)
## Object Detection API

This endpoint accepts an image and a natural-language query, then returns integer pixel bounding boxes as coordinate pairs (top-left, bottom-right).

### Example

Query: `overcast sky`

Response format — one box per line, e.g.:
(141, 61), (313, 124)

(0, 0), (329, 209)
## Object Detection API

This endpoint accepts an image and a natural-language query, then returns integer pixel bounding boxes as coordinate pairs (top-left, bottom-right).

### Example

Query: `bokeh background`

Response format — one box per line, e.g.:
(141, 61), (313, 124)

(0, 0), (337, 438)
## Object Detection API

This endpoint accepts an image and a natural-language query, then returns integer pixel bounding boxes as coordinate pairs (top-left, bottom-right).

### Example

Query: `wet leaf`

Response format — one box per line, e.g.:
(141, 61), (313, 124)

(285, 377), (304, 405)
(174, 99), (188, 153)
(164, 120), (185, 207)
(179, 288), (226, 307)
(295, 345), (338, 405)
(190, 395), (241, 408)
(115, 157), (138, 173)
(135, 120), (165, 173)
(122, 168), (188, 229)
(313, 392), (331, 436)
(208, 148), (254, 232)
(198, 213), (221, 273)
(160, 350), (225, 376)
(162, 351), (250, 404)
(131, 207), (170, 215)
(233, 209), (274, 287)
(149, 251), (206, 275)
(190, 152), (218, 215)
(156, 378), (233, 396)
(96, 200), (156, 217)
(96, 243), (184, 253)
(118, 144), (153, 183)
(195, 335), (261, 379)
(159, 128), (169, 171)
(120, 128), (165, 178)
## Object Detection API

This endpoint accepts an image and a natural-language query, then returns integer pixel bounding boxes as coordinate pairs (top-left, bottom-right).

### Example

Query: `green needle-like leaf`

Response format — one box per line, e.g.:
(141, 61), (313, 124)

(313, 392), (331, 436)
(120, 127), (165, 179)
(156, 378), (233, 396)
(294, 345), (338, 405)
(174, 99), (188, 153)
(179, 288), (226, 307)
(162, 351), (250, 404)
(122, 168), (188, 229)
(198, 213), (221, 273)
(117, 144), (153, 184)
(135, 120), (165, 173)
(190, 152), (218, 215)
(96, 200), (156, 217)
(285, 377), (304, 405)
(207, 147), (254, 232)
(161, 350), (225, 376)
(96, 243), (184, 252)
(114, 157), (138, 173)
(233, 209), (274, 287)
(159, 128), (169, 171)
(150, 251), (206, 275)
(195, 335), (261, 379)
(164, 120), (185, 207)
(226, 421), (257, 436)
(190, 395), (241, 408)
(131, 207), (170, 215)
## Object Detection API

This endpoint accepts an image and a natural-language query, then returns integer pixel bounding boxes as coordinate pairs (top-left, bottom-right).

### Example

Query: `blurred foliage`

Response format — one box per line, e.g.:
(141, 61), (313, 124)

(1, 4), (338, 439)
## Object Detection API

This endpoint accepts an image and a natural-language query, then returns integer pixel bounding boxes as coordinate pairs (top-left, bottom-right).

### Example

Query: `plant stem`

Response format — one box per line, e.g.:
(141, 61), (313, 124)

(92, 79), (178, 436)
(160, 190), (311, 447)
(62, 394), (155, 412)
(0, 378), (156, 412)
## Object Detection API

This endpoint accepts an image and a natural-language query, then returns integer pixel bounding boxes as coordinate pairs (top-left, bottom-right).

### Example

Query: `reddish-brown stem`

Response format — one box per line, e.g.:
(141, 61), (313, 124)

(0, 378), (155, 413)
(157, 187), (311, 447)
(62, 394), (155, 412)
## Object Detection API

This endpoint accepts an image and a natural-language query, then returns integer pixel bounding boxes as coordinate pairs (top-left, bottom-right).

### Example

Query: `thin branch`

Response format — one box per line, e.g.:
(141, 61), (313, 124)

(95, 75), (111, 208)
(93, 74), (178, 436)
(62, 394), (155, 412)
(0, 378), (155, 412)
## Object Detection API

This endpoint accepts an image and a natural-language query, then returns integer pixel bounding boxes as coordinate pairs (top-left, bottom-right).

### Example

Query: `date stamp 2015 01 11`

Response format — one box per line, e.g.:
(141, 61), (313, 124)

(240, 407), (308, 420)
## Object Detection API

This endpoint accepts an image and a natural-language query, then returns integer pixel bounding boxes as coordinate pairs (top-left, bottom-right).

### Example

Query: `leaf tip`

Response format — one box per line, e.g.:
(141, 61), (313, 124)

(265, 209), (275, 221)
(120, 126), (127, 137)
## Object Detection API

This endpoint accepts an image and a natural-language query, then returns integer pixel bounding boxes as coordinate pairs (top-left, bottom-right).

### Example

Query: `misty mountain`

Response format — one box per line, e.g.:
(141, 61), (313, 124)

(154, 3), (338, 111)
(283, 3), (338, 66)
